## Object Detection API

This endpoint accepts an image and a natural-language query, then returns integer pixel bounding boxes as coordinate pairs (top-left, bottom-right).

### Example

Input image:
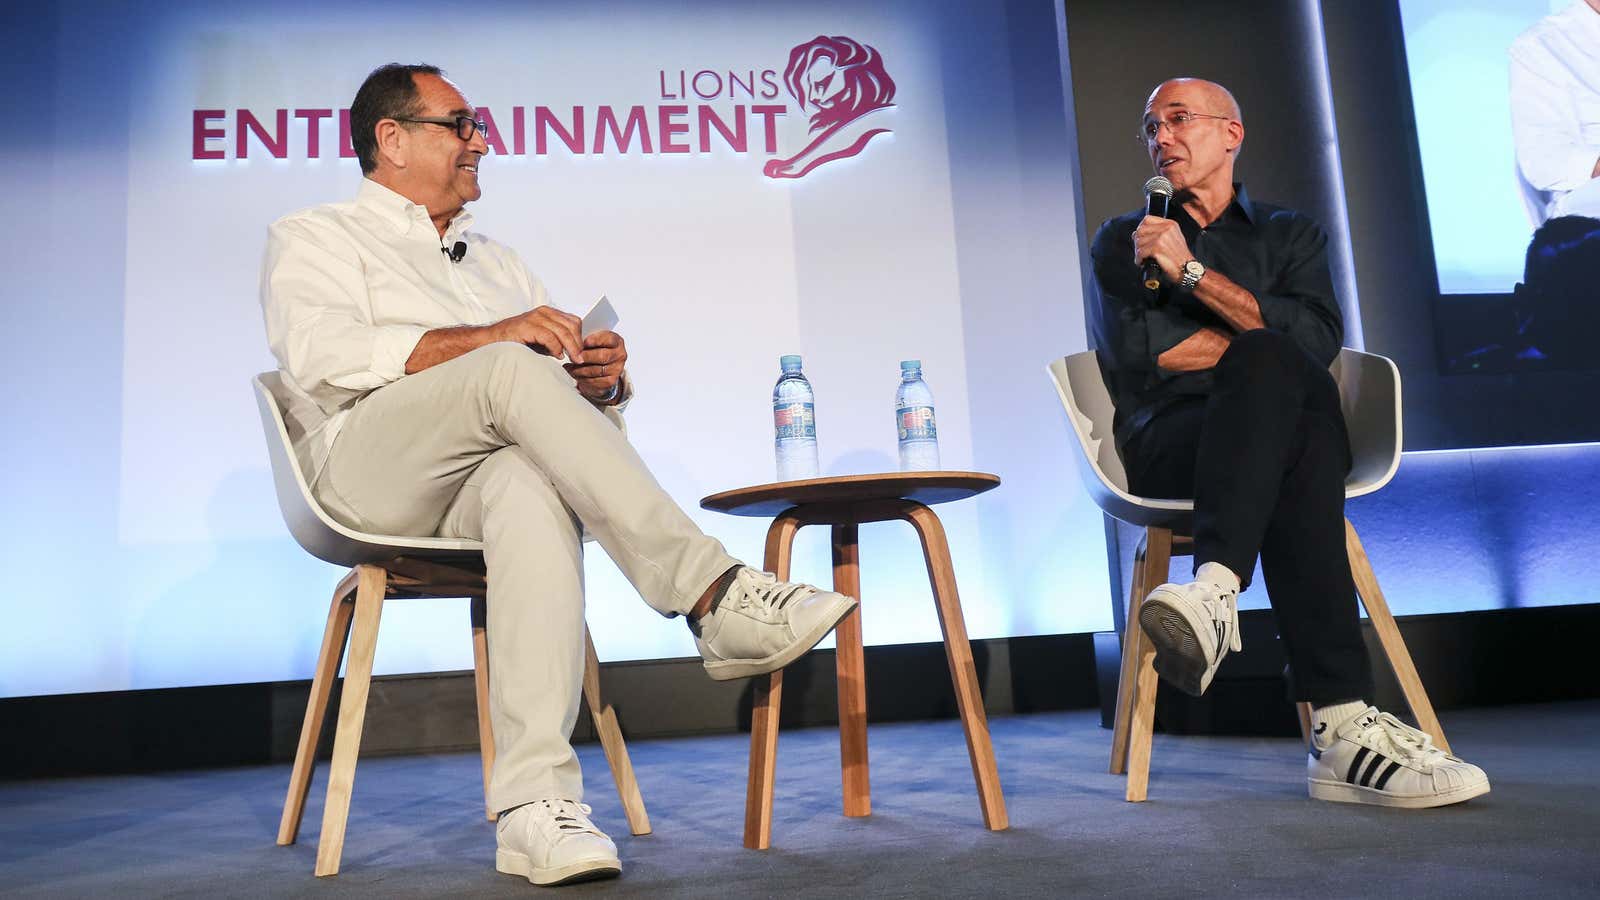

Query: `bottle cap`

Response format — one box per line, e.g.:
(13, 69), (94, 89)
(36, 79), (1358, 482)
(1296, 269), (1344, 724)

(900, 359), (921, 371)
(780, 354), (803, 370)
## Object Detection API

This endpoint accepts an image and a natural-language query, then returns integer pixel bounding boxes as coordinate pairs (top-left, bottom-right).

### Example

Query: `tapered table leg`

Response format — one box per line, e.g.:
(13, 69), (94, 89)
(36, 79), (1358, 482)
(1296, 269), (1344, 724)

(902, 504), (1008, 831)
(832, 524), (870, 817)
(745, 511), (802, 850)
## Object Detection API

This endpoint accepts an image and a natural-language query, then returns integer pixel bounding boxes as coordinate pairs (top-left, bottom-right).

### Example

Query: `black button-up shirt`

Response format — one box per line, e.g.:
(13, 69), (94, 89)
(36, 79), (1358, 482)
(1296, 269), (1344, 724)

(1086, 184), (1344, 451)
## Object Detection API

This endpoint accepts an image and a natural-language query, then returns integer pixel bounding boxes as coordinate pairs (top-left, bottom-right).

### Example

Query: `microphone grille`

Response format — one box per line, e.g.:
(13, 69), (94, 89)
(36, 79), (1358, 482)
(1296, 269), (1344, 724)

(1143, 176), (1174, 197)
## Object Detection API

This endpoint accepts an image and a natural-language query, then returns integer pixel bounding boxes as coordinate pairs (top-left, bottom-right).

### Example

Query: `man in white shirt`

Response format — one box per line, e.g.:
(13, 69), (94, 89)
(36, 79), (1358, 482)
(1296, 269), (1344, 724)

(260, 63), (857, 887)
(1511, 0), (1600, 224)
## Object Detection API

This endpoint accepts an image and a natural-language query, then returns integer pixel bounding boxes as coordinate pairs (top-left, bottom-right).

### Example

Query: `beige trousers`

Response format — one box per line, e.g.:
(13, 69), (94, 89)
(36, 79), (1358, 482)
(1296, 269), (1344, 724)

(312, 342), (738, 810)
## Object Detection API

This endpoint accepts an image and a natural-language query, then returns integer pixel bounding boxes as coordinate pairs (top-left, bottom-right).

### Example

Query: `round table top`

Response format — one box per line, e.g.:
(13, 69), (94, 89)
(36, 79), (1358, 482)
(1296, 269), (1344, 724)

(700, 471), (1000, 518)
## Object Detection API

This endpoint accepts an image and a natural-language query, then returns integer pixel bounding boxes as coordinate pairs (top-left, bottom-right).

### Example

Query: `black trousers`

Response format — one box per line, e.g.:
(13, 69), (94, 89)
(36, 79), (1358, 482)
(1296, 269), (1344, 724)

(1121, 330), (1373, 705)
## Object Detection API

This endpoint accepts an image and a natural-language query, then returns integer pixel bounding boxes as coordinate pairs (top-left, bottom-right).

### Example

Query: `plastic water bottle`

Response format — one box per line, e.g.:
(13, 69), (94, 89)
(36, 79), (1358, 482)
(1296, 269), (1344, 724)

(896, 360), (940, 471)
(773, 354), (819, 481)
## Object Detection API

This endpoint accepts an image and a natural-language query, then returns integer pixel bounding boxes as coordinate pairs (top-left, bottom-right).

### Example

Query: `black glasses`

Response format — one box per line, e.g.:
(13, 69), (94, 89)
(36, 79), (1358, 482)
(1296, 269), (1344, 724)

(1137, 112), (1231, 145)
(393, 115), (489, 142)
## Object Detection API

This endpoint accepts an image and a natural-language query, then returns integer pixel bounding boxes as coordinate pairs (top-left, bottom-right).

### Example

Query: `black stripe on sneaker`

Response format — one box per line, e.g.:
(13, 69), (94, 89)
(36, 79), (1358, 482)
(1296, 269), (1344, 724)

(1345, 747), (1371, 785)
(1373, 760), (1403, 791)
(1360, 753), (1387, 787)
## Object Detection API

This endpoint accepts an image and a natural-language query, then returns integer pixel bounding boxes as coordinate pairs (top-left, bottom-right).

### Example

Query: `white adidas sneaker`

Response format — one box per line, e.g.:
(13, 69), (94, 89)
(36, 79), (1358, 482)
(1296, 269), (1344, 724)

(495, 798), (621, 886)
(1138, 579), (1241, 697)
(692, 567), (857, 681)
(1308, 707), (1490, 808)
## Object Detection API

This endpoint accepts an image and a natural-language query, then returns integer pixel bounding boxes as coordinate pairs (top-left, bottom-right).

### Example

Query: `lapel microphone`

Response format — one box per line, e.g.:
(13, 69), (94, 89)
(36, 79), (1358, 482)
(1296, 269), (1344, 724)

(442, 240), (467, 263)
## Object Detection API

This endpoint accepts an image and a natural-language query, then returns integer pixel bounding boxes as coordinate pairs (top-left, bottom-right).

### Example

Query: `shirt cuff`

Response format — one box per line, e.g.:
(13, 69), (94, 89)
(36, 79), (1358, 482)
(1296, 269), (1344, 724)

(1146, 305), (1204, 380)
(371, 324), (431, 382)
(1254, 292), (1300, 333)
(609, 372), (634, 412)
(1561, 146), (1600, 192)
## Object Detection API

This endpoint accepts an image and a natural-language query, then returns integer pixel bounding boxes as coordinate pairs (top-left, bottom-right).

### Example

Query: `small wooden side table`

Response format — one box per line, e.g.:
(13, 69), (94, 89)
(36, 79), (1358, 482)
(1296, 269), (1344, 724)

(701, 471), (1008, 849)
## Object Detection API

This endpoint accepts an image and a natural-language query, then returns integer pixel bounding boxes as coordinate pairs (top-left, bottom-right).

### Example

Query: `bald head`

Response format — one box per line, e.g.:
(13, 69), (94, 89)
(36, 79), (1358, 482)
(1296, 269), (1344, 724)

(1146, 78), (1241, 122)
(1140, 77), (1245, 199)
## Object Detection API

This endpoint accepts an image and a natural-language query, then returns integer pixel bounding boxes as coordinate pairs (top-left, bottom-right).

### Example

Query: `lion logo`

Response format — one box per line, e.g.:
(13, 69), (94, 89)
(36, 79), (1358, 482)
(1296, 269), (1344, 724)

(765, 36), (896, 179)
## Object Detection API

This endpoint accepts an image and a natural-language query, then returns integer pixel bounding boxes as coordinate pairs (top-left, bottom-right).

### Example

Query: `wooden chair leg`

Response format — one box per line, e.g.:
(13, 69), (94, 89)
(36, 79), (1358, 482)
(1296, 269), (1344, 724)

(902, 503), (1008, 831)
(583, 628), (652, 836)
(469, 595), (496, 822)
(313, 565), (387, 877)
(832, 523), (870, 818)
(1109, 532), (1151, 775)
(745, 511), (802, 850)
(1125, 527), (1172, 803)
(278, 568), (360, 847)
(1345, 519), (1451, 754)
(1296, 702), (1314, 746)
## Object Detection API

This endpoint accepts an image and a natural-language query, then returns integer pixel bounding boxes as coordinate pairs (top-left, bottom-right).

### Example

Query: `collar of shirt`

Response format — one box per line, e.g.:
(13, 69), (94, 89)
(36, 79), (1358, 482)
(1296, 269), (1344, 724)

(355, 177), (475, 244)
(1170, 182), (1256, 243)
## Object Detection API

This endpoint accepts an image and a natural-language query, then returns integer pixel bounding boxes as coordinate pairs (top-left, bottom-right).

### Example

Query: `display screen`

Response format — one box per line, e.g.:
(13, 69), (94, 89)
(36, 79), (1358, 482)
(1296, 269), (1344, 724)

(1400, 0), (1600, 375)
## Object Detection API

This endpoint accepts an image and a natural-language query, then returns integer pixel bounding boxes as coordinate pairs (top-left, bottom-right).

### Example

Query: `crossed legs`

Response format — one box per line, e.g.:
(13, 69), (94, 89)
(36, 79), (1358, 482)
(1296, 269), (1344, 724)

(312, 343), (740, 809)
(1123, 329), (1370, 702)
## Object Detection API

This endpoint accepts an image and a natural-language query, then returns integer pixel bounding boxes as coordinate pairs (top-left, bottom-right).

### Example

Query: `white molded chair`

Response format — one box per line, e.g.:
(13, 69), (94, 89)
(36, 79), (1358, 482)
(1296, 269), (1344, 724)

(254, 371), (650, 876)
(1045, 348), (1447, 802)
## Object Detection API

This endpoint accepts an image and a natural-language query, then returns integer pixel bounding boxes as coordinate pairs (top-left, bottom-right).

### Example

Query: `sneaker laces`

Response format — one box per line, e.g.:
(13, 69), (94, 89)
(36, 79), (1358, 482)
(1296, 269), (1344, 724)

(1354, 710), (1445, 771)
(1212, 590), (1242, 653)
(727, 568), (813, 620)
(530, 799), (604, 839)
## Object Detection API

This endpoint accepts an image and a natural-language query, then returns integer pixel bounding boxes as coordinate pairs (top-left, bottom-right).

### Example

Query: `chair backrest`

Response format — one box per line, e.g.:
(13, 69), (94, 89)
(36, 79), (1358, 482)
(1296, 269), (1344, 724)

(253, 372), (482, 567)
(1045, 346), (1403, 527)
(1327, 347), (1403, 498)
(1046, 352), (1194, 530)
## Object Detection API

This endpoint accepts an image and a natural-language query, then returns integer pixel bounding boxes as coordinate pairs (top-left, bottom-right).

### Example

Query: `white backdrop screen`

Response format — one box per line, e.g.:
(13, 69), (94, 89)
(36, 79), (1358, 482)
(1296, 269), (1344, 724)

(1398, 0), (1574, 293)
(0, 0), (1105, 698)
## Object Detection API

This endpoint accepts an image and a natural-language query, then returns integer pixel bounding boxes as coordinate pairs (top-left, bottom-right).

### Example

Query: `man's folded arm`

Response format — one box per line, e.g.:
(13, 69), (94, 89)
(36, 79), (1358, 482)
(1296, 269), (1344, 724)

(1251, 217), (1343, 368)
(1090, 222), (1223, 381)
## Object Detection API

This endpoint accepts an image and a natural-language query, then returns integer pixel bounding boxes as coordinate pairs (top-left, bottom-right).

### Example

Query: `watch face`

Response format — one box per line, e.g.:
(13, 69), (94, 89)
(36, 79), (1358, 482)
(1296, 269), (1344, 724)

(1185, 260), (1205, 277)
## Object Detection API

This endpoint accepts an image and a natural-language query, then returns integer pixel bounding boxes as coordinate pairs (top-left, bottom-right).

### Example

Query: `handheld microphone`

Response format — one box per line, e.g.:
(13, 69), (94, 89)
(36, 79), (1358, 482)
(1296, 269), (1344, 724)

(442, 241), (467, 263)
(1141, 176), (1173, 291)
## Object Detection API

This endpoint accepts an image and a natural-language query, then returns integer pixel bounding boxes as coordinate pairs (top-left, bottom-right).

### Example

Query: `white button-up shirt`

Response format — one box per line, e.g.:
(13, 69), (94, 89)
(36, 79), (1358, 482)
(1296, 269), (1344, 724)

(1511, 1), (1600, 224)
(260, 178), (551, 480)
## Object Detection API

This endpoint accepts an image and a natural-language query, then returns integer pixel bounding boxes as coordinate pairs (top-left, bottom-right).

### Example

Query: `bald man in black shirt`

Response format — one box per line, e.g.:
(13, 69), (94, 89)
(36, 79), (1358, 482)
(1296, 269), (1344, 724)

(1086, 78), (1488, 809)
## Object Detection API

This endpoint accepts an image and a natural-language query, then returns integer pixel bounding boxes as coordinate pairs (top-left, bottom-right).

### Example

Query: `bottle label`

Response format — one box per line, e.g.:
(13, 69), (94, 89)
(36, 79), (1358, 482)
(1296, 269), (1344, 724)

(897, 404), (937, 442)
(774, 401), (816, 441)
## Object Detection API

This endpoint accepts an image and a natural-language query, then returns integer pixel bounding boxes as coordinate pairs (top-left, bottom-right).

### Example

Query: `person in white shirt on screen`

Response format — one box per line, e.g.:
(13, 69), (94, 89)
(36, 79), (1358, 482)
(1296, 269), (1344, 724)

(260, 63), (857, 888)
(1511, 0), (1600, 225)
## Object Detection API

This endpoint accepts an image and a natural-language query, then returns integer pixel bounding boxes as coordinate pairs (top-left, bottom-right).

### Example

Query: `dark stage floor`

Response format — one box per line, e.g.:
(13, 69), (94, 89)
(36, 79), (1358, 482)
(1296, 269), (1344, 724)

(3, 702), (1598, 898)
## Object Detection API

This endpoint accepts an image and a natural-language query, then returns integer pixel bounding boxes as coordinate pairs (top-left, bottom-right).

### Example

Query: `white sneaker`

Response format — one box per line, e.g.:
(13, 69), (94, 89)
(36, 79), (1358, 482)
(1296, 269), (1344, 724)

(692, 567), (857, 681)
(1138, 579), (1241, 697)
(1308, 707), (1490, 808)
(495, 799), (621, 886)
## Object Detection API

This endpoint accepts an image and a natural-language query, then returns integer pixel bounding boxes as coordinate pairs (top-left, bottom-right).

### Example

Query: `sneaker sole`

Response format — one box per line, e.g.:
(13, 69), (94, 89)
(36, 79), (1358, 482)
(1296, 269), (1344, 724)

(496, 847), (621, 886)
(1307, 776), (1490, 809)
(1137, 594), (1212, 697)
(702, 594), (858, 681)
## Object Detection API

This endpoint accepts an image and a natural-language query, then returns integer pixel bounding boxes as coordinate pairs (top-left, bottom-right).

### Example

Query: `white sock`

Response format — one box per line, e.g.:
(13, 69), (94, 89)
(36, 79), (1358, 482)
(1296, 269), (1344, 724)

(1311, 699), (1368, 747)
(1195, 561), (1241, 596)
